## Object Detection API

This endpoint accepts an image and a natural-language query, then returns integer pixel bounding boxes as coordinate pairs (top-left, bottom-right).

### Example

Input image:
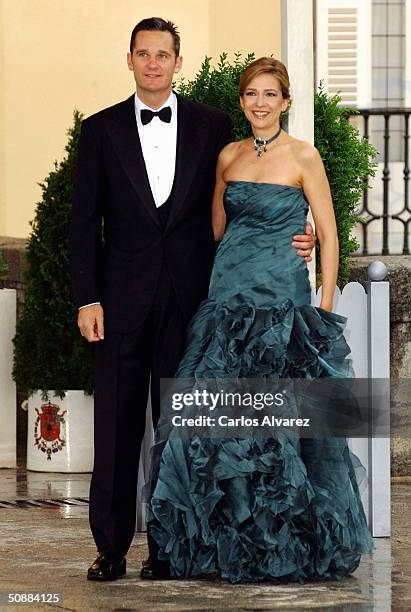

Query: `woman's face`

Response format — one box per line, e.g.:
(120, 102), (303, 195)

(240, 73), (289, 135)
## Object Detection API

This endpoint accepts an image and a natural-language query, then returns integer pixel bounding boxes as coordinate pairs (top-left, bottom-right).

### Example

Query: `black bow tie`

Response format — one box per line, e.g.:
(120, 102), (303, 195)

(140, 106), (172, 125)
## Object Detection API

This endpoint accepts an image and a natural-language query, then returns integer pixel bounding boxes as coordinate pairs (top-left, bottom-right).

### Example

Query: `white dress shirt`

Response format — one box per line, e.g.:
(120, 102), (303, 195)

(134, 90), (178, 207)
(79, 91), (178, 310)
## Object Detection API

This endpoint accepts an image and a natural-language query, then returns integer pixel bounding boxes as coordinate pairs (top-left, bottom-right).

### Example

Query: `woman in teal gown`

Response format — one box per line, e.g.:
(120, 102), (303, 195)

(147, 57), (374, 583)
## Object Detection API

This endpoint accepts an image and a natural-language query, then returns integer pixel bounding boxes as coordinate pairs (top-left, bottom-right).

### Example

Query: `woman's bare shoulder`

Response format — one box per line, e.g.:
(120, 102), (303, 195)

(289, 138), (322, 162)
(219, 140), (242, 157)
(218, 140), (244, 168)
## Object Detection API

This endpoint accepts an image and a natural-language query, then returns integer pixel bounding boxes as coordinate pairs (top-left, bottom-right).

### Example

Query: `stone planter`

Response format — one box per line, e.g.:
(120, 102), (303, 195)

(0, 289), (17, 467)
(27, 390), (94, 472)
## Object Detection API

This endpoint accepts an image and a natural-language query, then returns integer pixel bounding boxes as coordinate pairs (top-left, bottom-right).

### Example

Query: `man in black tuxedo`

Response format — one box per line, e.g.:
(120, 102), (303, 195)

(69, 17), (316, 581)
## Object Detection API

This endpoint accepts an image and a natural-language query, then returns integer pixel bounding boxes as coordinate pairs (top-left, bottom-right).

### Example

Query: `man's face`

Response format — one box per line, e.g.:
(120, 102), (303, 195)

(127, 30), (182, 99)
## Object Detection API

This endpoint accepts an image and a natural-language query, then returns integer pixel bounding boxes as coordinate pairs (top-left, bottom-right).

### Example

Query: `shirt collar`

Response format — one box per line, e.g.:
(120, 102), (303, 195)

(134, 91), (177, 125)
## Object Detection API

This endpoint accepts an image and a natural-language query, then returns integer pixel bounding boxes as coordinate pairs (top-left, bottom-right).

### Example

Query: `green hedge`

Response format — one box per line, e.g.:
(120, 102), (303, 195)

(13, 111), (94, 398)
(314, 82), (377, 283)
(0, 250), (7, 281)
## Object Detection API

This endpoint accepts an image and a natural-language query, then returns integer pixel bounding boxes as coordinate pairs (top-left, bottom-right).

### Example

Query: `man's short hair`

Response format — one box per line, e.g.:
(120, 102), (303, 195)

(130, 17), (180, 56)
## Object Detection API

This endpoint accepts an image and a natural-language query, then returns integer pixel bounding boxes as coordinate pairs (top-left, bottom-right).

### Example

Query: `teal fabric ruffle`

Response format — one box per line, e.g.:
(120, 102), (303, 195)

(148, 298), (374, 583)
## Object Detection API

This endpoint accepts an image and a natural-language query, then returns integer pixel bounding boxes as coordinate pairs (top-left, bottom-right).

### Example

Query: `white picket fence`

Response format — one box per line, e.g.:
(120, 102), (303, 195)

(0, 289), (17, 468)
(137, 264), (391, 537)
(312, 264), (391, 537)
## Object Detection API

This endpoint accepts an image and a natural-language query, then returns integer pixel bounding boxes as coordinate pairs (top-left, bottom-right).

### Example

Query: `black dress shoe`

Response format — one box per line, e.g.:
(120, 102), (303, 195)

(140, 558), (171, 580)
(87, 552), (126, 581)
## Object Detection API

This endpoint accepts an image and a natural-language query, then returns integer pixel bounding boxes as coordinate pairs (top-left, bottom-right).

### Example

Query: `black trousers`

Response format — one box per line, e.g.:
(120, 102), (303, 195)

(89, 267), (188, 561)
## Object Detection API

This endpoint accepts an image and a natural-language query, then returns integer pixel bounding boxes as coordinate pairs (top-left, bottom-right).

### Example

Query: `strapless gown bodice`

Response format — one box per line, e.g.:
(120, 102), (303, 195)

(209, 181), (310, 308)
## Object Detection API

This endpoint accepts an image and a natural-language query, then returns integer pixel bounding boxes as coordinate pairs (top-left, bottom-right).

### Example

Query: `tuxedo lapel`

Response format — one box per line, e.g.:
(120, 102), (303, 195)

(106, 95), (160, 229)
(166, 94), (208, 231)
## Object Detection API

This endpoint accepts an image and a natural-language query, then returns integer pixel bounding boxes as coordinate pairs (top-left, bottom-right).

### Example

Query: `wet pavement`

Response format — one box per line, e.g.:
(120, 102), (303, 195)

(0, 467), (409, 611)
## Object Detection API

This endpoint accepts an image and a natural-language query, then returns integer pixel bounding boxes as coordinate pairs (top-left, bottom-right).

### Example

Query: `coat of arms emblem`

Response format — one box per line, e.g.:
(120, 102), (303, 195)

(34, 402), (67, 460)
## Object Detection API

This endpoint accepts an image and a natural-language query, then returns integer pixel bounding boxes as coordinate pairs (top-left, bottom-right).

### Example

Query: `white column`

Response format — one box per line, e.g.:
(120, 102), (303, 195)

(281, 0), (314, 142)
(0, 289), (16, 467)
(281, 0), (315, 283)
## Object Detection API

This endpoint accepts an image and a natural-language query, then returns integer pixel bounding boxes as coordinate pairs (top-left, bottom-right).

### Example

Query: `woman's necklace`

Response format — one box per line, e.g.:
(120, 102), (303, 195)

(253, 126), (282, 158)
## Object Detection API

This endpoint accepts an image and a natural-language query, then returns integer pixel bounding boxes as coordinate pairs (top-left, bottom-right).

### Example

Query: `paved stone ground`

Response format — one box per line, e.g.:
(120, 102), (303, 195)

(0, 468), (409, 611)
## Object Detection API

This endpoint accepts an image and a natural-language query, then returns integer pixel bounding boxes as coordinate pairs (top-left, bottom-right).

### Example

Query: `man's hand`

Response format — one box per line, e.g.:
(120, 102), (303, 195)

(291, 222), (317, 262)
(78, 304), (104, 342)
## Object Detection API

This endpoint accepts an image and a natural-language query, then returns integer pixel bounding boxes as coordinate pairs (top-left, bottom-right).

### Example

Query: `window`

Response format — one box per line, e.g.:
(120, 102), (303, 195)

(315, 0), (372, 107)
(371, 0), (406, 162)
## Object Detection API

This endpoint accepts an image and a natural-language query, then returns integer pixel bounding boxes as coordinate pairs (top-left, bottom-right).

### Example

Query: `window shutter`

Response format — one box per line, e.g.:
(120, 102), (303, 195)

(316, 0), (371, 107)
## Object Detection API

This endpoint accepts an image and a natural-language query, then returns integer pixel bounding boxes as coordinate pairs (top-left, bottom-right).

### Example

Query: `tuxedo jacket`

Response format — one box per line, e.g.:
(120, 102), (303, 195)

(69, 93), (233, 333)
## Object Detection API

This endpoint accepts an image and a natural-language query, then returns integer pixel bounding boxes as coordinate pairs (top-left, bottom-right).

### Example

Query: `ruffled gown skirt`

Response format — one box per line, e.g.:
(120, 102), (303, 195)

(147, 182), (374, 582)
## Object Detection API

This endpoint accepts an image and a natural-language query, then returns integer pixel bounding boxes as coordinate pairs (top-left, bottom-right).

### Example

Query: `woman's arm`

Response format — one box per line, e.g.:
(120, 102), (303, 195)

(300, 144), (339, 312)
(212, 143), (237, 241)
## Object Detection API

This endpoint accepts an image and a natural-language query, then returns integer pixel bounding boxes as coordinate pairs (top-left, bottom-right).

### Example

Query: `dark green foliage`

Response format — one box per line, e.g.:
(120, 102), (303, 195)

(0, 250), (7, 281)
(176, 52), (255, 140)
(13, 111), (94, 398)
(176, 57), (378, 287)
(314, 83), (378, 285)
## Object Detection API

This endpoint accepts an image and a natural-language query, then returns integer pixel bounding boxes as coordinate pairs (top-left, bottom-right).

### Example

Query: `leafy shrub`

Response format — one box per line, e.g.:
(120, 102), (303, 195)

(177, 52), (254, 140)
(13, 111), (94, 398)
(0, 250), (7, 281)
(314, 83), (378, 284)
